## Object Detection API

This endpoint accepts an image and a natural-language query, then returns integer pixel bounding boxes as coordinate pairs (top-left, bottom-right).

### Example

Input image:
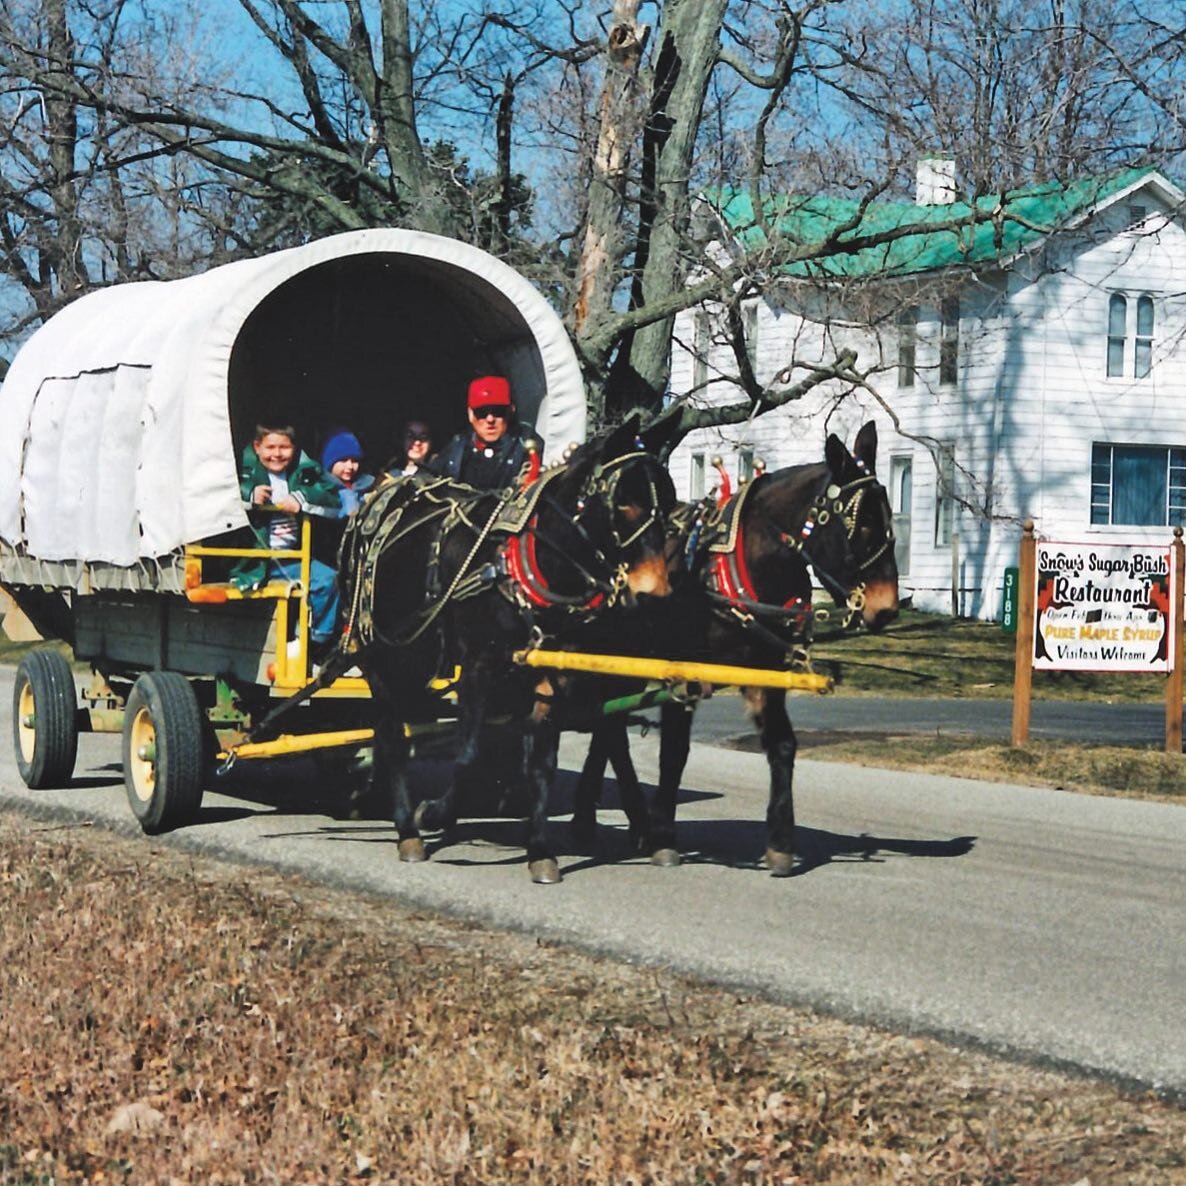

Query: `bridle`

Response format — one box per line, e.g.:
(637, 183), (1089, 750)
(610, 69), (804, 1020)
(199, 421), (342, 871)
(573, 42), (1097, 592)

(574, 448), (673, 550)
(780, 465), (894, 630)
(502, 447), (672, 615)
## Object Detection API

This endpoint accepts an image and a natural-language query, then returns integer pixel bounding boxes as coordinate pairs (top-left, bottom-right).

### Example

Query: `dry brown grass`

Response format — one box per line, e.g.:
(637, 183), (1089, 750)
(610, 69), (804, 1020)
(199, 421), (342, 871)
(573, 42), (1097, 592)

(2, 811), (1185, 1185)
(782, 734), (1186, 803)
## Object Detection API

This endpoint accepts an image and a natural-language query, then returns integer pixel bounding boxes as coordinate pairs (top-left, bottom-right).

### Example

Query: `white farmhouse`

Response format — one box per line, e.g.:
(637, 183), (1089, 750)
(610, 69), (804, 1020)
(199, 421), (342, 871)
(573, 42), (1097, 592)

(667, 163), (1186, 620)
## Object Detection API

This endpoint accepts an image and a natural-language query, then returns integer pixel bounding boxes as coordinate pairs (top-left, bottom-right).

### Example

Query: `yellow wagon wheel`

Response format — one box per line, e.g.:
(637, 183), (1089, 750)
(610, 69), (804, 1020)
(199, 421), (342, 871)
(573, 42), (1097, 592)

(121, 671), (206, 833)
(12, 649), (79, 789)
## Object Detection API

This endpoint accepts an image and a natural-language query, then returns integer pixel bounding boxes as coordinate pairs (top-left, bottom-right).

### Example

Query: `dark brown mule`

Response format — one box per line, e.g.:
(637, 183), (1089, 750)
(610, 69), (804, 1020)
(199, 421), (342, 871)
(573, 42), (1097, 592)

(344, 417), (675, 883)
(574, 421), (898, 876)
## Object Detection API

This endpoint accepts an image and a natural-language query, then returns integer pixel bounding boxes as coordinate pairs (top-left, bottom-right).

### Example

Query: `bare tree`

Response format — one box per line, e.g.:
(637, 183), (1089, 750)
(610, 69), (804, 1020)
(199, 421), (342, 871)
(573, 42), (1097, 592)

(827, 0), (1172, 196)
(2, 0), (1179, 432)
(0, 0), (264, 367)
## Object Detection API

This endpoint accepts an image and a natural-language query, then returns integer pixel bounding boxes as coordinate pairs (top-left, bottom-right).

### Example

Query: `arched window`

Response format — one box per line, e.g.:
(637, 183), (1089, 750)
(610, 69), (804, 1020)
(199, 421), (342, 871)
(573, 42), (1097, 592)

(1107, 293), (1127, 377)
(1136, 295), (1155, 378)
(1107, 292), (1156, 379)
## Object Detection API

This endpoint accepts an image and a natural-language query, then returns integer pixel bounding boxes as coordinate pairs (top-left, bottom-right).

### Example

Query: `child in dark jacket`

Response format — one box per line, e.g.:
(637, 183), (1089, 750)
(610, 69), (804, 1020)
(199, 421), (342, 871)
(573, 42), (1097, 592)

(232, 423), (342, 647)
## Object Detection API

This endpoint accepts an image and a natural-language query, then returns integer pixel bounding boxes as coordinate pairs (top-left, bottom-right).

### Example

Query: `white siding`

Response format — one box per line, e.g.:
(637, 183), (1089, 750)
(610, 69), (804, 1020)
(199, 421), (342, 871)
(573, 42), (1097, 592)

(670, 180), (1186, 620)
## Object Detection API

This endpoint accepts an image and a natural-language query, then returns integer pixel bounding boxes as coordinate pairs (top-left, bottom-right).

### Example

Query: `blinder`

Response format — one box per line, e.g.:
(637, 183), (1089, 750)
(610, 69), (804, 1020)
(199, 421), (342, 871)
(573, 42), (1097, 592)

(577, 448), (674, 551)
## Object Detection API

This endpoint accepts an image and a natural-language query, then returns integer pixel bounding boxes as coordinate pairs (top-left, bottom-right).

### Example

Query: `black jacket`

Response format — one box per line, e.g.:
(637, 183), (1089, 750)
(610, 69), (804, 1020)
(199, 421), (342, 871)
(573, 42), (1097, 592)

(425, 423), (543, 490)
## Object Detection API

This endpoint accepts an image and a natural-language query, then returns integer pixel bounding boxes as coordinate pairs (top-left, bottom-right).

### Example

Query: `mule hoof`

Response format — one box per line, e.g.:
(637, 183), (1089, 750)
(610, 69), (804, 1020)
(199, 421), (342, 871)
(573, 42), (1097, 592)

(766, 848), (795, 877)
(529, 858), (562, 884)
(414, 800), (445, 832)
(650, 847), (681, 868)
(398, 838), (427, 863)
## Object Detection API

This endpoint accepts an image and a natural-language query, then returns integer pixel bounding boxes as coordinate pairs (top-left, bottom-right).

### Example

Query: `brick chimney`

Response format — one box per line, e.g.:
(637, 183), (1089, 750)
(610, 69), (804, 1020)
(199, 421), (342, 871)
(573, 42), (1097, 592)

(916, 156), (957, 205)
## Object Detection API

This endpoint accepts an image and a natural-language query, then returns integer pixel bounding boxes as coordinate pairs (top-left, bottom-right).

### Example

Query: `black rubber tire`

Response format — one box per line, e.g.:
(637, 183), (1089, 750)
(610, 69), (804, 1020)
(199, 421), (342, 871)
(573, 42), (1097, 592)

(12, 649), (79, 789)
(122, 671), (206, 834)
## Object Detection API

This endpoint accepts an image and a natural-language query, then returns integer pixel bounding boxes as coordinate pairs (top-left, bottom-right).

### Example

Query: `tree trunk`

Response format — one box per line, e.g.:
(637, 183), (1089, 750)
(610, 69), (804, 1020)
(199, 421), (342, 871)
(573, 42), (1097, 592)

(42, 0), (88, 304)
(377, 0), (452, 235)
(493, 73), (515, 254)
(602, 0), (727, 420)
(572, 1), (648, 426)
(573, 3), (646, 327)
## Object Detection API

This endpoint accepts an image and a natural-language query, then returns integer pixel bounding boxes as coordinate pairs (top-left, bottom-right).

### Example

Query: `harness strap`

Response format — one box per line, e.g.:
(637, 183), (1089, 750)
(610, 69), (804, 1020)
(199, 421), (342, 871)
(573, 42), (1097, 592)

(501, 518), (608, 612)
(706, 517), (813, 643)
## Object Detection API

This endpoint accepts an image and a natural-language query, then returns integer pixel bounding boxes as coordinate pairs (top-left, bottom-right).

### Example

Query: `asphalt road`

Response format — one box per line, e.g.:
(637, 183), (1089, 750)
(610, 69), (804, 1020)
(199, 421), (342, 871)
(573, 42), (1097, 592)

(2, 667), (1185, 1095)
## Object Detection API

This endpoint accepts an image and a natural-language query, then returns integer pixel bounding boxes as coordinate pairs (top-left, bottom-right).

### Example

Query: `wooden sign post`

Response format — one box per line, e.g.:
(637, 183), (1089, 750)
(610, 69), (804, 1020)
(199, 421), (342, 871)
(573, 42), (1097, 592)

(1166, 526), (1184, 754)
(1010, 520), (1036, 747)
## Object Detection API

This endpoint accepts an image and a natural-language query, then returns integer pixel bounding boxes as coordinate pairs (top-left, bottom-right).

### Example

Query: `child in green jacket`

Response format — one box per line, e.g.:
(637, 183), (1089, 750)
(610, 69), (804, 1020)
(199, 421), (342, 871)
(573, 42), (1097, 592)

(232, 424), (341, 648)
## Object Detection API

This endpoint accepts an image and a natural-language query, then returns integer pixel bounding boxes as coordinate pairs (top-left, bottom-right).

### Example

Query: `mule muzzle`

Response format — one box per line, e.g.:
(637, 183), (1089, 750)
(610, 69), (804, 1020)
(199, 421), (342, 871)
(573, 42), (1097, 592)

(625, 554), (672, 599)
(862, 579), (899, 632)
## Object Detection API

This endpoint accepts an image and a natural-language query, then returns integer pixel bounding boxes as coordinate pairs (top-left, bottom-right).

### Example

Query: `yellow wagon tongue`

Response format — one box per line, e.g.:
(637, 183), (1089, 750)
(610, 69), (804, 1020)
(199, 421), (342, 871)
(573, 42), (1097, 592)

(512, 647), (832, 693)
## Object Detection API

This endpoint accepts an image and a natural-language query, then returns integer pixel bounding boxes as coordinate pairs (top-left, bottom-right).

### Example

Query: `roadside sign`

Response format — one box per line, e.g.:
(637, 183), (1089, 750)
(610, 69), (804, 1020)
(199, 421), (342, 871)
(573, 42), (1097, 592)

(1001, 566), (1018, 634)
(1032, 541), (1174, 672)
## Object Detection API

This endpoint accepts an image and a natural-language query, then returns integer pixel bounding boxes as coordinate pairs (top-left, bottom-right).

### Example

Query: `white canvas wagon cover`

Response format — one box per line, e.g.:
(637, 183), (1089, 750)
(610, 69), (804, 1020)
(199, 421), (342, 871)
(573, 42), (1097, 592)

(0, 229), (585, 581)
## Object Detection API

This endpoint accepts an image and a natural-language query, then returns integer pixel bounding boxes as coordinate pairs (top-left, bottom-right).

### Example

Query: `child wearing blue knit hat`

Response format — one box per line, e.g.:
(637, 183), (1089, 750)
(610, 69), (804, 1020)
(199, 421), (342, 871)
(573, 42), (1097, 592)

(320, 428), (375, 517)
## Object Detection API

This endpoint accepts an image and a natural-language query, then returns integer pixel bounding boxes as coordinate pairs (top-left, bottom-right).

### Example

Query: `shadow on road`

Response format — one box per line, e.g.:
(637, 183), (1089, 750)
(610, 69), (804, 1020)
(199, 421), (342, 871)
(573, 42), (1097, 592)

(124, 755), (976, 881)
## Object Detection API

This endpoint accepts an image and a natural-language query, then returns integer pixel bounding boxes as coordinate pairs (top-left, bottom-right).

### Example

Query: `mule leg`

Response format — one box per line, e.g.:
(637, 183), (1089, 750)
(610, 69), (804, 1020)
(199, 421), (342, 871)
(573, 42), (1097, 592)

(572, 725), (610, 850)
(650, 701), (694, 867)
(415, 664), (487, 835)
(523, 677), (561, 884)
(747, 687), (797, 876)
(603, 721), (651, 855)
(369, 680), (425, 862)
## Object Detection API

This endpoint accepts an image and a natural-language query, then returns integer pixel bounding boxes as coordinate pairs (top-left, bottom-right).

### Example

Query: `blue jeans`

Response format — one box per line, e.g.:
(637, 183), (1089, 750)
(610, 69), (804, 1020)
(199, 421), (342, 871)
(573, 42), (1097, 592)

(270, 559), (341, 644)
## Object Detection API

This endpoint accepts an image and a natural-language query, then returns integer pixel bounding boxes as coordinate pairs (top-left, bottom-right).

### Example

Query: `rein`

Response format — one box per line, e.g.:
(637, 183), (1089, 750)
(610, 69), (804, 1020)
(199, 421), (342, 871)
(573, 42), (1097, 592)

(676, 481), (814, 646)
(342, 446), (668, 649)
(707, 519), (814, 640)
(685, 462), (891, 644)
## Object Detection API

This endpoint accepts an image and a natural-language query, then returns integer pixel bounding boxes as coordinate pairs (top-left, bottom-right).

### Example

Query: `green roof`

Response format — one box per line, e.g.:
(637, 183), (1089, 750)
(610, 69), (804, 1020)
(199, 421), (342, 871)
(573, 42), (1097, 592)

(709, 167), (1162, 279)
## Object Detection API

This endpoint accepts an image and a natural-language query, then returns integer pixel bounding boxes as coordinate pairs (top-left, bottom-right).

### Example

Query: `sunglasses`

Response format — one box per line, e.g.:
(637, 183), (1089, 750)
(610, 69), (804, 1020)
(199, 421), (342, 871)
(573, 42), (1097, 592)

(472, 406), (508, 420)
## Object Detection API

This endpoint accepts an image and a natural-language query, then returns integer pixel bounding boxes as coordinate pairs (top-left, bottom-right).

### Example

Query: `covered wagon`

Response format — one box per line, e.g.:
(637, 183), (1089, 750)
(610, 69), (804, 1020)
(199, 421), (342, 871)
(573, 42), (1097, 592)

(1, 229), (587, 829)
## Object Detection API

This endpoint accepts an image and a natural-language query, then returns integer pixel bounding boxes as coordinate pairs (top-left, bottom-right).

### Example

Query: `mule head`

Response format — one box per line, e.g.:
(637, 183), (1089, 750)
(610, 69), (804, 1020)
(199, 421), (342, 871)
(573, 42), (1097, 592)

(812, 421), (900, 631)
(543, 414), (676, 603)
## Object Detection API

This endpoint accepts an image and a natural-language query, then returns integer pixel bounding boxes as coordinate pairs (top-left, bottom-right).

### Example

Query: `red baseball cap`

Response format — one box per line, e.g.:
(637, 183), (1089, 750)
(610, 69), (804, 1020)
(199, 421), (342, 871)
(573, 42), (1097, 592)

(468, 375), (512, 410)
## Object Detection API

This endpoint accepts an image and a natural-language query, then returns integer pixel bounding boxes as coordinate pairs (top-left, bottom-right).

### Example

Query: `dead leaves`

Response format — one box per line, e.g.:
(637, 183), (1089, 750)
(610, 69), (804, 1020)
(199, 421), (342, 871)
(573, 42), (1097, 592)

(105, 1101), (165, 1137)
(2, 809), (1185, 1185)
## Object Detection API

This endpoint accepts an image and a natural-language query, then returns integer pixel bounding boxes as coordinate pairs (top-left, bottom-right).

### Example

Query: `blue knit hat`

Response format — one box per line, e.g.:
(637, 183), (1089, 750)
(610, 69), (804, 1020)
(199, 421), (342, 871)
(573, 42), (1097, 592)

(321, 429), (362, 471)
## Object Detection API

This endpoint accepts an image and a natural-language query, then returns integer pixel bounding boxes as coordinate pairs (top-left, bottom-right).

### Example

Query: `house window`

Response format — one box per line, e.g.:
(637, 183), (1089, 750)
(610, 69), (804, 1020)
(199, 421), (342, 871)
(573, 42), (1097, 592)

(889, 455), (912, 575)
(690, 452), (706, 500)
(934, 443), (955, 547)
(737, 448), (755, 483)
(1107, 293), (1155, 379)
(939, 297), (959, 385)
(1091, 443), (1186, 526)
(1136, 295), (1154, 379)
(743, 303), (759, 362)
(897, 306), (917, 388)
(693, 309), (710, 392)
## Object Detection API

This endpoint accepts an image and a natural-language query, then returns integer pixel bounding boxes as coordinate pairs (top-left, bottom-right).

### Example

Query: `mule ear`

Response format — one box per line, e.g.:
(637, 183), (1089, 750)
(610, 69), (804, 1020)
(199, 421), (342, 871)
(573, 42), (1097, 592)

(853, 421), (878, 472)
(637, 407), (684, 461)
(825, 432), (852, 479)
(601, 412), (642, 457)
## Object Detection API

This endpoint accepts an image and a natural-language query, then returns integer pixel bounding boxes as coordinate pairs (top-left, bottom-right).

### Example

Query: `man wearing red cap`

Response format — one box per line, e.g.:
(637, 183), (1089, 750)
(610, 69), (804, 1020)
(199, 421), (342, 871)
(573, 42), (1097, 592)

(426, 374), (543, 489)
